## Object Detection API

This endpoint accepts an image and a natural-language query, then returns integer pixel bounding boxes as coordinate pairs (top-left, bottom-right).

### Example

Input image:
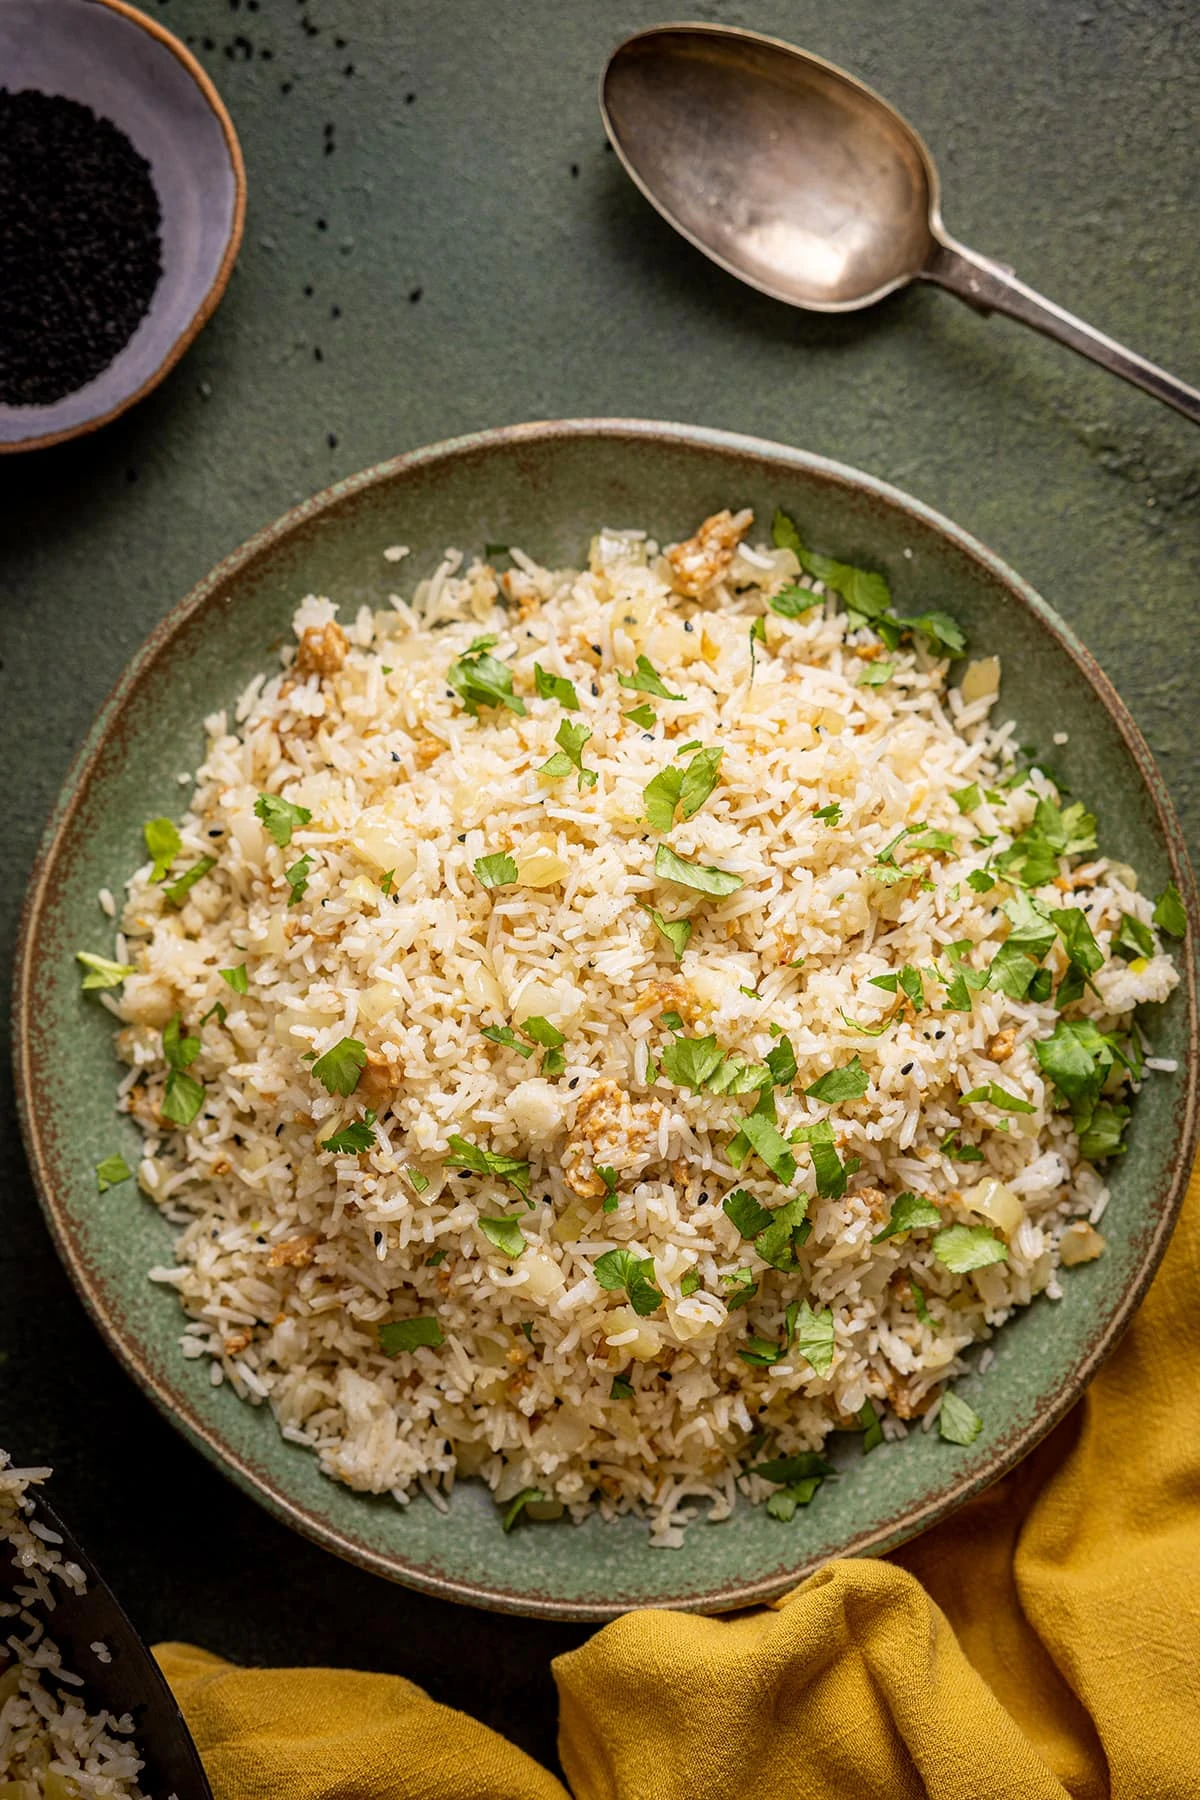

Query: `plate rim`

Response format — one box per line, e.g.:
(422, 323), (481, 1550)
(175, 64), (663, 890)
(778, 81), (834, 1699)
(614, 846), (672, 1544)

(13, 417), (1199, 1618)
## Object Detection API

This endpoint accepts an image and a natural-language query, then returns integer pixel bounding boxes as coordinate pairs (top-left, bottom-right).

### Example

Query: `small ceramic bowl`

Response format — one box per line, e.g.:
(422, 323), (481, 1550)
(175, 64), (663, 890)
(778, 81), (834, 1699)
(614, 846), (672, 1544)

(0, 0), (245, 454)
(14, 421), (1199, 1620)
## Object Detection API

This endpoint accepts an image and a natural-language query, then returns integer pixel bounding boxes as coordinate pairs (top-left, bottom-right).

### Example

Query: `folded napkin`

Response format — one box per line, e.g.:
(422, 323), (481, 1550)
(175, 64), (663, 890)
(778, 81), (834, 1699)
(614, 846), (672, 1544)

(158, 1162), (1200, 1799)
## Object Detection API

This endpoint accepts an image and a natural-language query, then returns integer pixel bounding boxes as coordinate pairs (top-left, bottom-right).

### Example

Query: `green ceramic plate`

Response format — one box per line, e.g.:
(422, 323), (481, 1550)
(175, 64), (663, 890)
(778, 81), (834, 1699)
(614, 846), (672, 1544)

(14, 421), (1199, 1620)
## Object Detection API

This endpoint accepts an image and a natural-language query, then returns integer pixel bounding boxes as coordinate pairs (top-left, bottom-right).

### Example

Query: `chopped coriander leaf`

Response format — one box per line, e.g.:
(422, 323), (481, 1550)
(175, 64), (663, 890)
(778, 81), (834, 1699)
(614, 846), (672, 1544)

(967, 870), (996, 894)
(994, 796), (1096, 890)
(750, 1194), (811, 1271)
(143, 816), (181, 881)
(446, 642), (526, 717)
(933, 1224), (1008, 1272)
(643, 763), (683, 831)
(840, 1009), (894, 1037)
(425, 1249), (447, 1266)
(284, 853), (313, 904)
(521, 1016), (564, 1049)
(540, 718), (598, 790)
(659, 1009), (685, 1032)
(405, 1168), (431, 1194)
(473, 851), (518, 889)
(723, 1188), (773, 1238)
(254, 792), (312, 848)
(610, 1375), (634, 1400)
(872, 1192), (942, 1242)
(766, 1481), (820, 1516)
(541, 1047), (567, 1077)
(161, 1069), (205, 1127)
(765, 1035), (798, 1086)
(311, 1036), (367, 1096)
(739, 1335), (784, 1368)
(731, 1107), (797, 1185)
(750, 1450), (834, 1484)
(379, 869), (396, 896)
(898, 966), (925, 1011)
(662, 1034), (727, 1092)
(859, 1398), (884, 1453)
(721, 1267), (758, 1309)
(594, 1247), (663, 1316)
(869, 862), (912, 887)
(478, 1215), (528, 1259)
(940, 1131), (985, 1164)
(501, 1487), (545, 1532)
(624, 702), (657, 729)
(617, 654), (683, 700)
(520, 1321), (534, 1344)
(1078, 1100), (1130, 1161)
(679, 746), (723, 818)
(220, 964), (249, 993)
(200, 1000), (226, 1027)
(162, 1015), (199, 1070)
(76, 950), (135, 991)
(769, 584), (821, 619)
(640, 904), (691, 961)
(910, 1280), (936, 1330)
(1153, 881), (1188, 938)
(679, 1269), (701, 1298)
(771, 508), (804, 555)
(482, 1025), (535, 1058)
(95, 1154), (132, 1193)
(739, 984), (759, 1000)
(597, 1166), (620, 1213)
(654, 843), (743, 897)
(939, 1389), (983, 1446)
(961, 1082), (1036, 1115)
(1113, 913), (1156, 961)
(533, 663), (580, 709)
(988, 892), (1057, 1000)
(163, 855), (216, 908)
(951, 784), (982, 814)
(445, 1135), (531, 1199)
(1050, 907), (1104, 976)
(792, 1300), (835, 1376)
(813, 802), (842, 824)
(855, 660), (894, 687)
(790, 1118), (847, 1199)
(320, 1114), (378, 1154)
(805, 1056), (869, 1104)
(869, 973), (899, 992)
(379, 1316), (443, 1355)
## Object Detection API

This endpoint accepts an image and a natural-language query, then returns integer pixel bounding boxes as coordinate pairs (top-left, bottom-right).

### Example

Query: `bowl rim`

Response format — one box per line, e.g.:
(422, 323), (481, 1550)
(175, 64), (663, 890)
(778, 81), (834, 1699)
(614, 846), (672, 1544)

(0, 0), (247, 456)
(13, 418), (1199, 1618)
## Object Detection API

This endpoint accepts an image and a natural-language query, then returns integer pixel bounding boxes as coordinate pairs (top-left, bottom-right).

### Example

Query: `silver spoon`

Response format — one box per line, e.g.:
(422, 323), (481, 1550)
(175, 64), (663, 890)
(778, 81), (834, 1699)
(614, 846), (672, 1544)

(601, 24), (1200, 424)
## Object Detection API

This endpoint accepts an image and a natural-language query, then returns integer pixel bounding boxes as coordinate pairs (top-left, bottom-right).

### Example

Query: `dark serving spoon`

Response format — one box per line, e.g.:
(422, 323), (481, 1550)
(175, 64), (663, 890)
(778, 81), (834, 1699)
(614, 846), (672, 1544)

(2, 1488), (212, 1800)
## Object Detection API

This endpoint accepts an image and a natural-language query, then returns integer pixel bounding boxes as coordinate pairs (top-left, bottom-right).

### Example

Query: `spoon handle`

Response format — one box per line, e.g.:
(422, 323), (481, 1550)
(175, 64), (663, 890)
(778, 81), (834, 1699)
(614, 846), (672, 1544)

(922, 239), (1200, 424)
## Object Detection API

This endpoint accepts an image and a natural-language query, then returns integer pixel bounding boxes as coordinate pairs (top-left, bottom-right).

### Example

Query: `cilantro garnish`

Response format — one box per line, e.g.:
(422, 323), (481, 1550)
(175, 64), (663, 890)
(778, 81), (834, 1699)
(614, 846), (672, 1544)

(988, 892), (1057, 1000)
(728, 1090), (797, 1184)
(872, 1192), (941, 1242)
(1112, 913), (1155, 961)
(754, 1195), (811, 1271)
(378, 1316), (443, 1355)
(501, 1488), (545, 1532)
(654, 844), (743, 897)
(812, 802), (842, 824)
(791, 1300), (835, 1376)
(721, 1267), (758, 1309)
(951, 784), (982, 814)
(659, 1010), (685, 1032)
(482, 1025), (535, 1059)
(597, 1165), (620, 1213)
(144, 817), (181, 882)
(220, 964), (249, 993)
(967, 870), (995, 893)
(939, 1130), (985, 1164)
(425, 1249), (447, 1266)
(255, 792), (312, 848)
(932, 1224), (1008, 1272)
(750, 1450), (834, 1484)
(939, 1389), (982, 1446)
(406, 1168), (431, 1194)
(723, 1189), (772, 1237)
(594, 1247), (663, 1316)
(855, 661), (894, 687)
(805, 1056), (869, 1104)
(473, 851), (518, 889)
(739, 1335), (783, 1369)
(96, 1154), (132, 1192)
(624, 702), (657, 729)
(161, 1061), (204, 1129)
(993, 796), (1096, 889)
(960, 1081), (1036, 1115)
(533, 664), (580, 709)
(521, 1015), (564, 1050)
(311, 1036), (366, 1096)
(771, 509), (964, 654)
(1050, 907), (1103, 978)
(859, 1398), (884, 1452)
(910, 1280), (936, 1330)
(200, 1000), (226, 1027)
(320, 1112), (378, 1153)
(540, 718), (598, 790)
(163, 855), (216, 908)
(641, 905), (691, 961)
(765, 1034), (797, 1086)
(790, 1118), (847, 1198)
(618, 654), (683, 700)
(76, 950), (135, 991)
(447, 640), (526, 717)
(478, 1215), (528, 1259)
(679, 1269), (701, 1298)
(643, 746), (723, 830)
(610, 1375), (634, 1400)
(661, 1034), (727, 1092)
(1032, 1017), (1131, 1158)
(769, 585), (821, 620)
(284, 853), (312, 904)
(445, 1134), (531, 1199)
(1153, 881), (1187, 937)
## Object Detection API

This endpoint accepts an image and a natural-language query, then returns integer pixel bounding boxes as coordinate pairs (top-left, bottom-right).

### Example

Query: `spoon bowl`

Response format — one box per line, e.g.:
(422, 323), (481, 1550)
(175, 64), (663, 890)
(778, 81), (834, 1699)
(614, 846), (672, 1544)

(601, 23), (1200, 421)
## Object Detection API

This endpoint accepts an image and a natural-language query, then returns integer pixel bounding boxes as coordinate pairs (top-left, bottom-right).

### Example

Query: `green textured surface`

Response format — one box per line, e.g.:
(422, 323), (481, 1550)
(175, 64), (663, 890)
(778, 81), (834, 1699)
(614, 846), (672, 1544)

(1, 0), (1198, 1764)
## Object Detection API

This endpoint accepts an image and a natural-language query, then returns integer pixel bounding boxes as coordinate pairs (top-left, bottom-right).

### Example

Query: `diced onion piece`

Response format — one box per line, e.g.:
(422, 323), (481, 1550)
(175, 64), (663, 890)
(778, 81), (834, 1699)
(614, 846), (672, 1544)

(516, 845), (568, 888)
(521, 1248), (565, 1300)
(960, 656), (1001, 704)
(1059, 1221), (1107, 1266)
(960, 1177), (1024, 1238)
(603, 1304), (660, 1361)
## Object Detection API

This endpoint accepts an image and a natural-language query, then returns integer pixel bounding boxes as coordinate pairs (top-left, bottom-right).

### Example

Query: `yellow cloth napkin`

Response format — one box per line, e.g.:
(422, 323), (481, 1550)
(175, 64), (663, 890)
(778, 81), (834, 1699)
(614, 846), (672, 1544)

(157, 1161), (1200, 1799)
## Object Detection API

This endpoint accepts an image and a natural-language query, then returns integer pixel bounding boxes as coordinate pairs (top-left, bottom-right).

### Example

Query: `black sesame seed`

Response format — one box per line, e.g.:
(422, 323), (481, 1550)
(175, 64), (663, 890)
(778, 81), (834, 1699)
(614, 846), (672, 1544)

(275, 1123), (284, 1136)
(590, 682), (598, 696)
(590, 643), (602, 655)
(303, 283), (313, 296)
(313, 345), (323, 361)
(568, 1077), (580, 1090)
(409, 286), (422, 303)
(570, 163), (579, 177)
(698, 1191), (709, 1204)
(935, 1029), (946, 1040)
(281, 80), (293, 94)
(683, 619), (694, 632)
(373, 1231), (383, 1245)
(208, 827), (224, 837)
(391, 751), (401, 762)
(405, 91), (415, 103)
(316, 217), (327, 230)
(327, 430), (338, 448)
(330, 303), (341, 318)
(457, 833), (466, 843)
(900, 1062), (914, 1075)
